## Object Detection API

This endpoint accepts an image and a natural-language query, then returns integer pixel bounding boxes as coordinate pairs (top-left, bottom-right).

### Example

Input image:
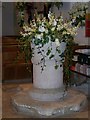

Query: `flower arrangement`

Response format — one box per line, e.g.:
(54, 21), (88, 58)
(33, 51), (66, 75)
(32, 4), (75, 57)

(16, 2), (81, 86)
(69, 2), (88, 27)
(19, 11), (78, 72)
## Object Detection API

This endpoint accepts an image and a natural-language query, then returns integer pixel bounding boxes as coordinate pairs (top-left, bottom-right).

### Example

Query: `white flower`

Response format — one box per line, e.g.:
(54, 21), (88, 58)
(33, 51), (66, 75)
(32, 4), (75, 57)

(53, 19), (57, 26)
(64, 23), (67, 27)
(22, 33), (28, 37)
(39, 26), (45, 32)
(57, 25), (61, 31)
(66, 32), (70, 35)
(42, 22), (45, 26)
(23, 25), (31, 32)
(45, 29), (48, 34)
(28, 32), (31, 35)
(62, 31), (67, 35)
(51, 27), (55, 31)
(20, 32), (28, 37)
(35, 33), (43, 39)
(36, 34), (41, 39)
(48, 11), (51, 19)
(33, 23), (36, 27)
(55, 38), (60, 46)
(20, 31), (23, 35)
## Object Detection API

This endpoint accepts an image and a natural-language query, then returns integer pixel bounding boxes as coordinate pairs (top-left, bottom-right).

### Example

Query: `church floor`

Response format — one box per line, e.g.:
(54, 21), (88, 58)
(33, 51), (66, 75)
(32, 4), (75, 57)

(2, 83), (89, 119)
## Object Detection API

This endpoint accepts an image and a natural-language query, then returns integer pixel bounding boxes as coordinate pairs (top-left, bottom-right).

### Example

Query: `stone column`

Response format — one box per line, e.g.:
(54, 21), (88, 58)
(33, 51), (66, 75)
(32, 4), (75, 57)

(33, 61), (63, 89)
(30, 42), (66, 101)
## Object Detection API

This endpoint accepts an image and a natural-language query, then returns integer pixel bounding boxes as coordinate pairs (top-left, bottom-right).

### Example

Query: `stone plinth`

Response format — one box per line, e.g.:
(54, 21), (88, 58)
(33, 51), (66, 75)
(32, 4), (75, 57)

(12, 84), (87, 117)
(31, 41), (66, 90)
(33, 61), (64, 89)
(29, 86), (67, 101)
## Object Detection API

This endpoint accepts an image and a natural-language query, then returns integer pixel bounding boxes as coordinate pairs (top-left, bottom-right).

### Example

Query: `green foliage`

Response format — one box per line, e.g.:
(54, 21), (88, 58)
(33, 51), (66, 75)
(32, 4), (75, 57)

(55, 64), (59, 69)
(64, 40), (75, 86)
(69, 2), (88, 27)
(16, 2), (26, 27)
(46, 49), (51, 56)
(49, 54), (54, 59)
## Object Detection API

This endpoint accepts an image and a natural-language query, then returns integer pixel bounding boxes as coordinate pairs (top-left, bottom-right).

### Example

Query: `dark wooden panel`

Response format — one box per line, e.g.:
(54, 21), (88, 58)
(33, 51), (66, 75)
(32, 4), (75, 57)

(2, 36), (32, 82)
(2, 63), (32, 80)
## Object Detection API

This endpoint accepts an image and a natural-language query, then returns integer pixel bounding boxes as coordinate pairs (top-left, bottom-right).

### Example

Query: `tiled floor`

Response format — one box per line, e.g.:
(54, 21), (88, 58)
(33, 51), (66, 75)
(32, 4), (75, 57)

(2, 83), (89, 118)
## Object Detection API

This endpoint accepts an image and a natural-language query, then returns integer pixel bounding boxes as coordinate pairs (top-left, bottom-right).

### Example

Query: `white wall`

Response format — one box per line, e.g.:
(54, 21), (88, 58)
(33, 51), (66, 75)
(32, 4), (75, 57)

(88, 1), (90, 45)
(2, 2), (16, 36)
(51, 2), (70, 19)
(75, 27), (88, 45)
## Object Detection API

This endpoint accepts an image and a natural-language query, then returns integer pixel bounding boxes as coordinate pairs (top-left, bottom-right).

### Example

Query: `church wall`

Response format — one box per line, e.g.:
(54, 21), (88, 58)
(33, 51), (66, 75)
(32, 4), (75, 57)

(2, 2), (16, 36)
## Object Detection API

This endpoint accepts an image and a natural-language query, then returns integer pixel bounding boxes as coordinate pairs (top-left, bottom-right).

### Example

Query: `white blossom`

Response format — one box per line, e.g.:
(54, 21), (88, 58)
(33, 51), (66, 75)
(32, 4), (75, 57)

(22, 33), (28, 37)
(42, 22), (45, 26)
(51, 27), (55, 31)
(48, 11), (51, 19)
(62, 31), (67, 35)
(55, 38), (60, 46)
(57, 25), (63, 31)
(20, 31), (23, 35)
(45, 29), (48, 34)
(39, 26), (45, 32)
(35, 34), (42, 39)
(28, 32), (31, 35)
(53, 19), (57, 26)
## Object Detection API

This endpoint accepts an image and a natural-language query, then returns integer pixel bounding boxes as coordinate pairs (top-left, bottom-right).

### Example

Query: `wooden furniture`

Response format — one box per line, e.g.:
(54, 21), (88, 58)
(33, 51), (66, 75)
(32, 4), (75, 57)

(2, 36), (32, 83)
(70, 45), (90, 85)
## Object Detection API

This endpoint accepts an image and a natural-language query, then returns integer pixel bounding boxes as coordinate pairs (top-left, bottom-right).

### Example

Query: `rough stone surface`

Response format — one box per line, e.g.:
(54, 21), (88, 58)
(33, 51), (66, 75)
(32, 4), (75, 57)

(11, 84), (87, 117)
(28, 85), (67, 101)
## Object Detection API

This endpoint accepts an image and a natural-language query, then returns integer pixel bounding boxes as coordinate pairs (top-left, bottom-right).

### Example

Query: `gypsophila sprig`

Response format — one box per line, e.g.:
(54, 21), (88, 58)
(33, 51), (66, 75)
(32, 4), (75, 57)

(19, 11), (78, 71)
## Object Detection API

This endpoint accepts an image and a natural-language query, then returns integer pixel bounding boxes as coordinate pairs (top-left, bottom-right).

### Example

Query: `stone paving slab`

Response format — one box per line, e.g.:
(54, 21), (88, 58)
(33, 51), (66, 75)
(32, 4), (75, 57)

(12, 84), (87, 117)
(2, 83), (89, 118)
